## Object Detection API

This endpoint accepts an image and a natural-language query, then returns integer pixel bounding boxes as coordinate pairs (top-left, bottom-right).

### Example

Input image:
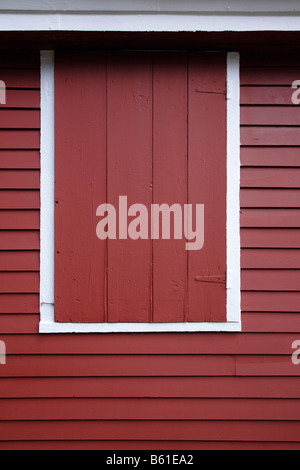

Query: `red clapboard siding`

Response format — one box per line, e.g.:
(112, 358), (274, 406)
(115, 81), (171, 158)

(1, 376), (299, 399)
(1, 354), (297, 377)
(241, 127), (300, 146)
(241, 106), (300, 126)
(1, 332), (297, 355)
(0, 69), (40, 88)
(0, 151), (40, 169)
(243, 313), (300, 333)
(0, 231), (39, 250)
(240, 86), (294, 105)
(0, 272), (39, 293)
(241, 67), (300, 85)
(0, 251), (39, 271)
(241, 168), (300, 188)
(0, 442), (298, 451)
(0, 355), (237, 377)
(241, 189), (300, 208)
(0, 110), (40, 129)
(242, 291), (300, 312)
(0, 315), (38, 334)
(0, 49), (300, 451)
(0, 210), (39, 230)
(0, 190), (39, 209)
(1, 397), (300, 421)
(0, 130), (40, 149)
(241, 147), (300, 167)
(240, 209), (300, 227)
(0, 170), (40, 189)
(2, 420), (300, 442)
(0, 441), (299, 451)
(4, 89), (40, 108)
(0, 293), (39, 313)
(242, 249), (300, 268)
(239, 55), (300, 452)
(242, 269), (300, 291)
(0, 56), (42, 448)
(0, 420), (300, 443)
(241, 228), (300, 248)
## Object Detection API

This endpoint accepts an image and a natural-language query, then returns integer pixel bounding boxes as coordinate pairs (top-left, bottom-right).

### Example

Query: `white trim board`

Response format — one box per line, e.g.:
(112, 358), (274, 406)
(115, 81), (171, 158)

(39, 50), (241, 334)
(3, 1), (300, 13)
(2, 0), (300, 32)
(2, 14), (300, 32)
(40, 51), (55, 333)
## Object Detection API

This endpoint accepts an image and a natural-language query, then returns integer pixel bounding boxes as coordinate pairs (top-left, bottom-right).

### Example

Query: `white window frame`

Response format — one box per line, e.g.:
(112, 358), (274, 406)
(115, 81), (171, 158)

(39, 50), (241, 333)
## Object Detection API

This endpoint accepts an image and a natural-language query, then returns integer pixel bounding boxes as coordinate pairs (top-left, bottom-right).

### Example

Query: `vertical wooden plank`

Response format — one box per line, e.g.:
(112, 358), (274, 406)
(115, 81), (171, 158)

(107, 52), (152, 322)
(152, 52), (188, 322)
(55, 51), (107, 322)
(188, 52), (227, 322)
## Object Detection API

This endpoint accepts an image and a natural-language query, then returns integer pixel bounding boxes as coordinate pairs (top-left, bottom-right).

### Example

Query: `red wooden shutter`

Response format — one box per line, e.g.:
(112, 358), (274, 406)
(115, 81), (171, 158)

(188, 53), (227, 322)
(54, 50), (227, 323)
(55, 51), (107, 322)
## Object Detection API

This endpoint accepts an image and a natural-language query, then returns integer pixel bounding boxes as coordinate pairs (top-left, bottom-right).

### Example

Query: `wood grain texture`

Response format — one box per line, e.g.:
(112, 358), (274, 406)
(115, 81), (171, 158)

(152, 52), (188, 322)
(54, 51), (227, 323)
(107, 52), (152, 323)
(55, 51), (107, 323)
(187, 52), (227, 322)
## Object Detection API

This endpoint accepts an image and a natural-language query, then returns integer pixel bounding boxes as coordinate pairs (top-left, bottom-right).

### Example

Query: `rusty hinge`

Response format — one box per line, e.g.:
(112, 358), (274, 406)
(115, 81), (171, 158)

(195, 274), (226, 285)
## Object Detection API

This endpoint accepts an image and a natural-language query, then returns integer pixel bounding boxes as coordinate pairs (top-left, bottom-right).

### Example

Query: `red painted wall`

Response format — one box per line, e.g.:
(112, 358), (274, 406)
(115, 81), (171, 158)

(0, 50), (300, 449)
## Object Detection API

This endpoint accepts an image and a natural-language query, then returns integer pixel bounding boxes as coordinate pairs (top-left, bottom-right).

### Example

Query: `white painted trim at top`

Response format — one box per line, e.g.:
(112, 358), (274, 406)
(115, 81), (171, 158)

(39, 50), (241, 334)
(1, 1), (300, 32)
(3, 0), (300, 13)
